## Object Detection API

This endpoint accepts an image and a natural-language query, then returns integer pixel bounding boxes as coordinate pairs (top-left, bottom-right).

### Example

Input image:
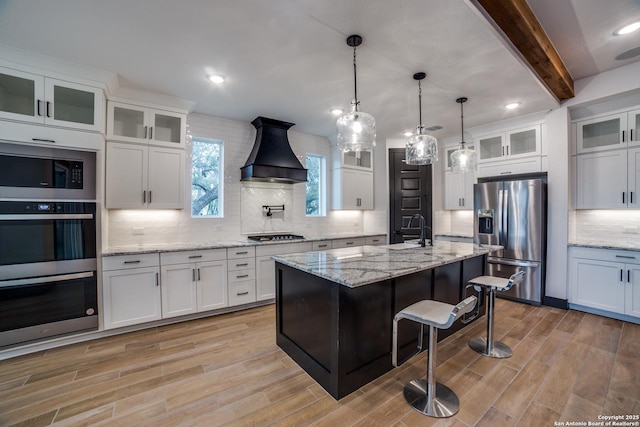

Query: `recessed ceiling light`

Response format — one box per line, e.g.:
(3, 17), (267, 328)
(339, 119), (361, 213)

(330, 108), (344, 116)
(614, 20), (640, 36)
(208, 75), (225, 84)
(505, 102), (520, 110)
(403, 131), (413, 137)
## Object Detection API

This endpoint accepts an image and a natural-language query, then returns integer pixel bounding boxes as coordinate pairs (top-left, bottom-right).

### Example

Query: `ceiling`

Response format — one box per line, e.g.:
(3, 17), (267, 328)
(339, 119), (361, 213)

(0, 0), (638, 142)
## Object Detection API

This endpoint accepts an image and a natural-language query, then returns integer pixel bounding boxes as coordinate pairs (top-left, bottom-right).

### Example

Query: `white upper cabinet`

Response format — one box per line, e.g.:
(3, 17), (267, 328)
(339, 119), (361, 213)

(443, 143), (475, 210)
(105, 141), (185, 209)
(107, 101), (186, 148)
(0, 66), (104, 132)
(341, 150), (373, 170)
(576, 109), (640, 154)
(476, 124), (541, 162)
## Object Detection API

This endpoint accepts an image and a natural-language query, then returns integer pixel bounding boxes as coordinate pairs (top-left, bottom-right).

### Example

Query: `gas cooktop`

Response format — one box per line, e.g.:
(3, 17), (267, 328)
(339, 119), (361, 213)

(247, 234), (304, 242)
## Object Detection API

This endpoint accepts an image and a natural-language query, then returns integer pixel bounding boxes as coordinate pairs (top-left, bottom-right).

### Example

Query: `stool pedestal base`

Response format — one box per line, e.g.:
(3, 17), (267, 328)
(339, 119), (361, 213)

(468, 337), (512, 358)
(404, 380), (460, 417)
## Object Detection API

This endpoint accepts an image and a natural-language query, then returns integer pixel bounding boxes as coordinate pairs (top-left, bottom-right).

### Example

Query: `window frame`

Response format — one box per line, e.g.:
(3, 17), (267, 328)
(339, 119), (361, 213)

(305, 153), (326, 217)
(190, 136), (224, 218)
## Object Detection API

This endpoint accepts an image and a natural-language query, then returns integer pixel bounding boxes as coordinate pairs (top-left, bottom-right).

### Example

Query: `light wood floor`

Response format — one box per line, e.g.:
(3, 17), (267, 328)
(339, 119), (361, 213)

(0, 299), (638, 427)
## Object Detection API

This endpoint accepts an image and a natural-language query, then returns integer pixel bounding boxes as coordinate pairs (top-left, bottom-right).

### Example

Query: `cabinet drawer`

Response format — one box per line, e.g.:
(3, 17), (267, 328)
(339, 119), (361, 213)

(332, 237), (365, 249)
(228, 281), (257, 306)
(228, 257), (256, 271)
(102, 253), (159, 271)
(365, 235), (386, 246)
(255, 242), (313, 257)
(160, 249), (226, 265)
(227, 247), (255, 259)
(312, 241), (332, 251)
(228, 269), (255, 283)
(476, 156), (541, 178)
(571, 247), (640, 264)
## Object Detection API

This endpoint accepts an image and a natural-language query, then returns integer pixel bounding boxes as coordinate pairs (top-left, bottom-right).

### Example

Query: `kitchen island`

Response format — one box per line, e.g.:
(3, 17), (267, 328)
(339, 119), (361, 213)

(272, 241), (498, 399)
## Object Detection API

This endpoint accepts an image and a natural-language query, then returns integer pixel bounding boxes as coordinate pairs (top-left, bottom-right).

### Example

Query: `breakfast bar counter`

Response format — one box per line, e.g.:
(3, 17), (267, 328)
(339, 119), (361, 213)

(272, 241), (498, 399)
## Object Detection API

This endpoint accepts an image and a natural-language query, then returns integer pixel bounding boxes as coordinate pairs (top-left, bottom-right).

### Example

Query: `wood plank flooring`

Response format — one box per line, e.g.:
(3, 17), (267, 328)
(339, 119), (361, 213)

(0, 299), (638, 426)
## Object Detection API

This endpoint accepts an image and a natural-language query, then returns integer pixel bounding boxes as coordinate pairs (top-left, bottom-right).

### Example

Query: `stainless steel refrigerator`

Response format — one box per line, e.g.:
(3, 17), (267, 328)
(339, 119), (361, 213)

(474, 178), (547, 305)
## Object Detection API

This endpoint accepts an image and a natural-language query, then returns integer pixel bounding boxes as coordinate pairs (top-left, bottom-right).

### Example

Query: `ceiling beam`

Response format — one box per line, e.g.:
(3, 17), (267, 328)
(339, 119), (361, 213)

(469, 0), (575, 101)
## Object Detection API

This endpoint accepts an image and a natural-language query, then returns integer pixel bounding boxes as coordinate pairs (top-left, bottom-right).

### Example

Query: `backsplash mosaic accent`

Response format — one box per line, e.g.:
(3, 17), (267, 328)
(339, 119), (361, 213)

(241, 183), (292, 235)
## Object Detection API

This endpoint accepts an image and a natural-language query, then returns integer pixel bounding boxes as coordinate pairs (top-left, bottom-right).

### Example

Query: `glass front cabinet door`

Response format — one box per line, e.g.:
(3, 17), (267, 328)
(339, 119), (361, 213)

(0, 66), (104, 132)
(576, 113), (627, 154)
(107, 101), (186, 148)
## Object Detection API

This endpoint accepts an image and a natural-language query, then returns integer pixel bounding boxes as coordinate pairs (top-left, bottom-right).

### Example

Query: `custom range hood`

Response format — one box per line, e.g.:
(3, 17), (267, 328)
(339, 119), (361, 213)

(241, 117), (307, 184)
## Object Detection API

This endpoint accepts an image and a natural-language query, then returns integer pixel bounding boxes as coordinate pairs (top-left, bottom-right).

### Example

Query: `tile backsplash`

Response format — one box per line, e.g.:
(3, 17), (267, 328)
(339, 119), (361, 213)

(105, 113), (382, 248)
(571, 210), (640, 244)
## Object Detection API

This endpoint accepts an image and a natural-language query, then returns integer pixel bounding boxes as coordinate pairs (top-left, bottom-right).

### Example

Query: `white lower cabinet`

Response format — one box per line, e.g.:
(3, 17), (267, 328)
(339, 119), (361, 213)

(102, 253), (161, 330)
(256, 242), (313, 301)
(569, 247), (640, 319)
(228, 247), (257, 306)
(332, 237), (365, 249)
(365, 235), (386, 245)
(159, 249), (227, 319)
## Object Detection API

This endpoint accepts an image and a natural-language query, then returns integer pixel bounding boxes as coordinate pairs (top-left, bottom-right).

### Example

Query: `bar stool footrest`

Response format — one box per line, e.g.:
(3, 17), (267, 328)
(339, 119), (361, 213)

(468, 337), (512, 358)
(403, 379), (460, 418)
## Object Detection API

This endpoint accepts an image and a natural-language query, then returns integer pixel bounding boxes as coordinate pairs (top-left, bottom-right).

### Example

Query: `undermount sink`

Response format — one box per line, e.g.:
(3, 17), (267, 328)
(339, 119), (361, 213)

(387, 241), (431, 250)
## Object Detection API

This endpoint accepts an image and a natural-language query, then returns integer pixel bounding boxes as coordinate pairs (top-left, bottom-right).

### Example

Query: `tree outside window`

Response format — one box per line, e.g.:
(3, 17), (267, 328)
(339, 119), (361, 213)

(306, 154), (326, 216)
(191, 137), (223, 217)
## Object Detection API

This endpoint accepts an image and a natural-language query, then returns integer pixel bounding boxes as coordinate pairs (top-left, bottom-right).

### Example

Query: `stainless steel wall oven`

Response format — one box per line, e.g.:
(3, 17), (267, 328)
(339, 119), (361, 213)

(0, 142), (98, 348)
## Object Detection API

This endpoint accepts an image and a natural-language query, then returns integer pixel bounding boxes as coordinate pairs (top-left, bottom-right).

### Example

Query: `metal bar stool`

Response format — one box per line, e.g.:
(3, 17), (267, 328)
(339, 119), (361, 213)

(392, 296), (478, 418)
(467, 271), (525, 358)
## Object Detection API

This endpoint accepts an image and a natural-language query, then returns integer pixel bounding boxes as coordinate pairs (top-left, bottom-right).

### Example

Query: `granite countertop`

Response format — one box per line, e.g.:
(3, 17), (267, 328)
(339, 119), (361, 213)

(568, 240), (640, 252)
(101, 232), (386, 256)
(272, 241), (500, 288)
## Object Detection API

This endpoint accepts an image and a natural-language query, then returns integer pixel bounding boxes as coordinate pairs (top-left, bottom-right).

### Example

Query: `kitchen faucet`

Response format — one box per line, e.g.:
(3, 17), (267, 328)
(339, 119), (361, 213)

(407, 214), (432, 247)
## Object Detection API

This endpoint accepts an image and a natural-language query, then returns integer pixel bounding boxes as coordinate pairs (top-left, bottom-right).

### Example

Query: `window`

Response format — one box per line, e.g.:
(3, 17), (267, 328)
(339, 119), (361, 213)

(305, 154), (326, 216)
(191, 137), (223, 217)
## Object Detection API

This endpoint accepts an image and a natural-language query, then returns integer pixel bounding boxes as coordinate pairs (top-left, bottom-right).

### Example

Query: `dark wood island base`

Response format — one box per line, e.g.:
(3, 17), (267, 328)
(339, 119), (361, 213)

(275, 253), (487, 400)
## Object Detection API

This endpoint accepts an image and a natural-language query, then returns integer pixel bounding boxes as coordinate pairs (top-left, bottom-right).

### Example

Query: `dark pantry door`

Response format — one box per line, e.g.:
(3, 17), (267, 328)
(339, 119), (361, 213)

(388, 148), (432, 244)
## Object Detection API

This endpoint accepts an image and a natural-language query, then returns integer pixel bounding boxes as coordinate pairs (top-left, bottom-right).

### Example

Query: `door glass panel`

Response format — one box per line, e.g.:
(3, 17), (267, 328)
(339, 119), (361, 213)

(509, 129), (537, 155)
(479, 136), (502, 160)
(343, 151), (357, 167)
(154, 114), (181, 143)
(358, 151), (371, 168)
(0, 73), (35, 116)
(634, 114), (639, 142)
(113, 106), (145, 138)
(53, 85), (95, 125)
(582, 118), (620, 149)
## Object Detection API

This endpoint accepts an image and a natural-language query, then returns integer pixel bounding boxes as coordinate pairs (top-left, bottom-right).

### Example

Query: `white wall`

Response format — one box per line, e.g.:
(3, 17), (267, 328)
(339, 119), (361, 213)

(106, 113), (373, 247)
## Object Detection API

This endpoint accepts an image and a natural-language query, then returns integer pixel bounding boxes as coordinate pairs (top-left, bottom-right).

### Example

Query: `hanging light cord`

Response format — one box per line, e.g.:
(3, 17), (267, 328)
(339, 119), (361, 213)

(418, 79), (423, 132)
(352, 45), (359, 111)
(460, 99), (466, 147)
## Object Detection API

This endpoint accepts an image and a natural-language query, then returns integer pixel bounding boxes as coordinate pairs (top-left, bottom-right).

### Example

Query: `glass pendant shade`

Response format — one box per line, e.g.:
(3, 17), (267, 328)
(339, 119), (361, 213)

(406, 128), (438, 165)
(336, 35), (376, 153)
(450, 143), (478, 173)
(405, 72), (437, 165)
(336, 102), (376, 152)
(451, 97), (477, 173)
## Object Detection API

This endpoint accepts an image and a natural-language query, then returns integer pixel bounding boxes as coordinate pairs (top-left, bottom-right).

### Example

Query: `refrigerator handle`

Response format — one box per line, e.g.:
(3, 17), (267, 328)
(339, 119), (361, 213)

(503, 189), (509, 246)
(498, 189), (504, 245)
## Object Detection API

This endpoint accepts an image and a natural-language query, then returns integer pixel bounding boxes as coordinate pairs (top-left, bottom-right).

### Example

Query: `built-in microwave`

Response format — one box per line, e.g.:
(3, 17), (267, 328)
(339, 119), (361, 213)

(0, 142), (96, 200)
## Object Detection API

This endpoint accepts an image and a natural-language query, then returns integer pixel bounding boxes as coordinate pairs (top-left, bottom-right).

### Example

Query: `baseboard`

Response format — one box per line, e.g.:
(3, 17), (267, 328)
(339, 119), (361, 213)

(543, 296), (568, 309)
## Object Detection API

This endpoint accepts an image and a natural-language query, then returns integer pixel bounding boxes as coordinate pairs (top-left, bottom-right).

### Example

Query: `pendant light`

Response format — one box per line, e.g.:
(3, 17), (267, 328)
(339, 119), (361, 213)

(336, 35), (376, 153)
(450, 97), (478, 173)
(405, 72), (438, 165)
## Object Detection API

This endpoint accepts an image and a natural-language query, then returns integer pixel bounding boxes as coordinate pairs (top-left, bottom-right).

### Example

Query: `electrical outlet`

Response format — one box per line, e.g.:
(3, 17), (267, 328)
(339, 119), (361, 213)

(622, 226), (639, 234)
(132, 227), (144, 235)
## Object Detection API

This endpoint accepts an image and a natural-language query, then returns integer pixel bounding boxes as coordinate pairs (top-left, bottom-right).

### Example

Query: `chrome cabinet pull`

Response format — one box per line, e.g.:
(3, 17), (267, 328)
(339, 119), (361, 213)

(615, 255), (636, 259)
(237, 291), (249, 296)
(188, 255), (203, 259)
(46, 101), (51, 118)
(197, 268), (201, 281)
(620, 269), (624, 282)
(124, 260), (141, 264)
(37, 100), (42, 116)
(236, 251), (248, 255)
(236, 274), (249, 279)
(236, 263), (248, 267)
(192, 268), (196, 282)
(622, 130), (626, 142)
